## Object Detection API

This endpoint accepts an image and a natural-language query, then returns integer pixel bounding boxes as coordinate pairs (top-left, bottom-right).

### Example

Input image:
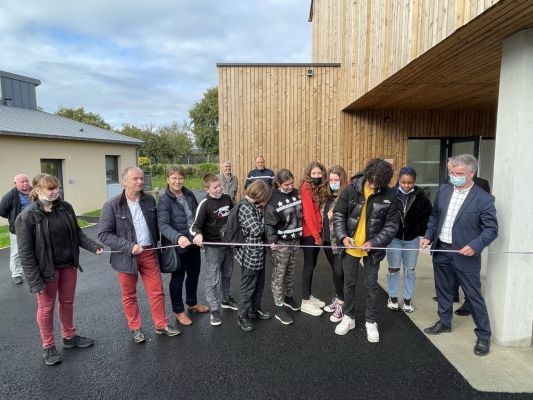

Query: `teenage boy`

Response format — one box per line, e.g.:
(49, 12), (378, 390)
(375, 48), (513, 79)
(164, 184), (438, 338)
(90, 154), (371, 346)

(191, 174), (238, 326)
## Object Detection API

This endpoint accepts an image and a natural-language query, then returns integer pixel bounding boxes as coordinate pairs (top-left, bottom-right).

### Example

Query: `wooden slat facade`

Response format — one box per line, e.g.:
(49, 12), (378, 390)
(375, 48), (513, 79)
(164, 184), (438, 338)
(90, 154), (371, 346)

(218, 64), (341, 192)
(217, 0), (528, 191)
(310, 0), (501, 106)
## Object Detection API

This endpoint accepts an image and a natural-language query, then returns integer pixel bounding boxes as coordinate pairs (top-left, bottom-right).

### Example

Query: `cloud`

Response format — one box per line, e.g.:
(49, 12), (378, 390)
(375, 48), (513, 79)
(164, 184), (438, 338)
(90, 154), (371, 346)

(0, 0), (311, 128)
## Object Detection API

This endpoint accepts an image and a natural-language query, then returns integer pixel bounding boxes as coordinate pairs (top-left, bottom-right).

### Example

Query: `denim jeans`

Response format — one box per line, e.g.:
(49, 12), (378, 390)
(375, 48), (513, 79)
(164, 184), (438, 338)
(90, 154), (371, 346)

(204, 246), (234, 311)
(386, 237), (420, 300)
(9, 232), (23, 277)
(342, 253), (380, 322)
(169, 246), (201, 313)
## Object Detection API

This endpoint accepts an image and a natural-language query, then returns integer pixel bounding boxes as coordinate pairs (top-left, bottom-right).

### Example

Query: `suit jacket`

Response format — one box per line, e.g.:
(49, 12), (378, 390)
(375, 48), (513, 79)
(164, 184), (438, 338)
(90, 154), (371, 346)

(424, 183), (498, 271)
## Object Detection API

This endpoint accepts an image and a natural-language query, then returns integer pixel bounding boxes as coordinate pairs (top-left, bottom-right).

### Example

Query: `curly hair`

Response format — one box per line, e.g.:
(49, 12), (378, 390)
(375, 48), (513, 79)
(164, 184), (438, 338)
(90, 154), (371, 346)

(363, 158), (394, 189)
(302, 161), (330, 203)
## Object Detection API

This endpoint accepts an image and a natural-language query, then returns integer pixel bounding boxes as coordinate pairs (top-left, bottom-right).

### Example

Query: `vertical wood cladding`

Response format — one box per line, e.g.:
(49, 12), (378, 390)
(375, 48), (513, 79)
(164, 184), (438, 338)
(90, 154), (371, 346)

(218, 65), (495, 188)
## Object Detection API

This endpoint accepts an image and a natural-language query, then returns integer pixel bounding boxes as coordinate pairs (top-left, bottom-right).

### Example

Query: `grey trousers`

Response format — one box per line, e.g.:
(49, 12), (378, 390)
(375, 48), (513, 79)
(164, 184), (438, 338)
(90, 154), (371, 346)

(9, 233), (23, 278)
(270, 244), (299, 305)
(204, 246), (234, 311)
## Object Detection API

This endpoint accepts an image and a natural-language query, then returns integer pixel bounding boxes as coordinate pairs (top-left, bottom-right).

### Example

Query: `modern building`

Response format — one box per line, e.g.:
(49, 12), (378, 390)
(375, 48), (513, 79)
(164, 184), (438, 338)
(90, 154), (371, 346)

(218, 1), (533, 347)
(0, 70), (143, 220)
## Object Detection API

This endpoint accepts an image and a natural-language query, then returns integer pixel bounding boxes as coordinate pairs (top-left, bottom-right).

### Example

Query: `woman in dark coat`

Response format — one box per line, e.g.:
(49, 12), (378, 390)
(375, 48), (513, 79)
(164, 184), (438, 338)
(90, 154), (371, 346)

(157, 166), (209, 326)
(15, 174), (103, 366)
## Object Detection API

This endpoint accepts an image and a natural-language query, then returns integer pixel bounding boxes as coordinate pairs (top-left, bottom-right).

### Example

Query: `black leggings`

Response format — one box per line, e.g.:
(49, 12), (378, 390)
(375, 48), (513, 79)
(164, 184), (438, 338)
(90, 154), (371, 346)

(301, 236), (319, 300)
(323, 241), (345, 301)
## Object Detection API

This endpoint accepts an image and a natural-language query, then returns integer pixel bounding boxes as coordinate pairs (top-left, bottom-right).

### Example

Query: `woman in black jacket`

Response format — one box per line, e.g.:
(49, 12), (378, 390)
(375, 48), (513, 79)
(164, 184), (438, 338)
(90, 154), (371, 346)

(15, 174), (103, 366)
(157, 166), (209, 327)
(386, 166), (432, 313)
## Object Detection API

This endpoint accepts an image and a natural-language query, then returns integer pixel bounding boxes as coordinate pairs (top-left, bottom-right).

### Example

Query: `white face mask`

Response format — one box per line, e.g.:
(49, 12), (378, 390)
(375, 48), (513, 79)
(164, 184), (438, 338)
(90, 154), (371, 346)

(398, 187), (414, 195)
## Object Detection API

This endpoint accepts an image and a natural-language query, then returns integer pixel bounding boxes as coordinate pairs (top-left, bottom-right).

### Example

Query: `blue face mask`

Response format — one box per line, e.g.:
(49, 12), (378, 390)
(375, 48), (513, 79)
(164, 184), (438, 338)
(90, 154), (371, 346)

(449, 175), (466, 187)
(329, 182), (340, 191)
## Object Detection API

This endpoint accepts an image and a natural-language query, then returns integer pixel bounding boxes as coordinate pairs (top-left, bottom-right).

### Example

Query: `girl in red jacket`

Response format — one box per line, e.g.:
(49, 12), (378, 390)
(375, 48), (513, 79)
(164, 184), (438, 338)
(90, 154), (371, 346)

(300, 161), (331, 316)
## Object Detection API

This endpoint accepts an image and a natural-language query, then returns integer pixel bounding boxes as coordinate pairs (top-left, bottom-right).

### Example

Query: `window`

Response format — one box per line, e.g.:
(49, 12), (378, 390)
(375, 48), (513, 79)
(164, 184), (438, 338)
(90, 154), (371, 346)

(40, 159), (64, 198)
(105, 156), (119, 184)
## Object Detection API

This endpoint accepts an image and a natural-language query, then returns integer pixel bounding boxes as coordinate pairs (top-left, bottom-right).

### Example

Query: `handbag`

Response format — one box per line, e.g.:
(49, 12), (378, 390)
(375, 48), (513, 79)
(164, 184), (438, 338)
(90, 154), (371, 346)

(158, 235), (181, 273)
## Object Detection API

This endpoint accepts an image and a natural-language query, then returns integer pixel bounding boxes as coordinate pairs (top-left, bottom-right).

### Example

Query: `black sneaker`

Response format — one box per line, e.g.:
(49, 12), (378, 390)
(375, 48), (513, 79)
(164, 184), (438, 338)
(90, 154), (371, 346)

(210, 310), (222, 326)
(43, 346), (63, 366)
(249, 309), (271, 320)
(238, 315), (254, 332)
(283, 296), (300, 311)
(63, 335), (94, 349)
(221, 296), (238, 311)
(275, 306), (293, 325)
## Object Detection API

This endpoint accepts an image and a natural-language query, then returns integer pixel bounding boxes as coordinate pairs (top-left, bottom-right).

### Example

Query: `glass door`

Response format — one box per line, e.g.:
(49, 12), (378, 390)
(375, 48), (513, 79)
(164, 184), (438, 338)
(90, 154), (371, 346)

(40, 159), (64, 199)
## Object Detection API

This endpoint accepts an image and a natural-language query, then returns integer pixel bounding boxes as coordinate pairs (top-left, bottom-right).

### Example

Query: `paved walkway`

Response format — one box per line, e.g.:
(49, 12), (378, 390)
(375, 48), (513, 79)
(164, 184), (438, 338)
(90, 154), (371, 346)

(1, 225), (531, 399)
(378, 253), (533, 392)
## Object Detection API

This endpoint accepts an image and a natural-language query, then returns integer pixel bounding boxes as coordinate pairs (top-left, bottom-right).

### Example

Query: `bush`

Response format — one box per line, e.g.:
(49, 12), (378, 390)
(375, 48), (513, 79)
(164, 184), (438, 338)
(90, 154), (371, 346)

(196, 163), (219, 176)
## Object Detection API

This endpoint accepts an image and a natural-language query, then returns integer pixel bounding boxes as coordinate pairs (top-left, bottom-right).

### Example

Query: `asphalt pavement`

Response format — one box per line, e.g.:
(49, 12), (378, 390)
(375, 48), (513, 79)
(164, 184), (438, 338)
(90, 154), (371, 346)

(1, 225), (531, 400)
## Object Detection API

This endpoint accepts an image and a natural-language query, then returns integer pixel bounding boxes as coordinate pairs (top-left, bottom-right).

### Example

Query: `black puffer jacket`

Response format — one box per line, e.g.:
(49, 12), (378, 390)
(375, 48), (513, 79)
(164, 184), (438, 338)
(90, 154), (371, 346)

(15, 199), (100, 293)
(394, 185), (432, 241)
(157, 186), (198, 245)
(333, 173), (400, 263)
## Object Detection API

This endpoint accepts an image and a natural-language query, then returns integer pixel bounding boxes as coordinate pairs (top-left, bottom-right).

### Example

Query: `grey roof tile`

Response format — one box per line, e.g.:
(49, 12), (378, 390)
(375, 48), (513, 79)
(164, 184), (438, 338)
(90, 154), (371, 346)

(0, 105), (143, 145)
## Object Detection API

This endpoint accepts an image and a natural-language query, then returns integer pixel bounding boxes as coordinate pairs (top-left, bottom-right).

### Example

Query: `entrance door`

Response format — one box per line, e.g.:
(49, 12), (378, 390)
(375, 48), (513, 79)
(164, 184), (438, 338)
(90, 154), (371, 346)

(40, 159), (64, 198)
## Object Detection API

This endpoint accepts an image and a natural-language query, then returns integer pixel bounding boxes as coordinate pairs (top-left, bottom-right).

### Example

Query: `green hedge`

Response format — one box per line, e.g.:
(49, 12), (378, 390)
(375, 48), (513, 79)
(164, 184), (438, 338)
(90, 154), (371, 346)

(143, 163), (219, 178)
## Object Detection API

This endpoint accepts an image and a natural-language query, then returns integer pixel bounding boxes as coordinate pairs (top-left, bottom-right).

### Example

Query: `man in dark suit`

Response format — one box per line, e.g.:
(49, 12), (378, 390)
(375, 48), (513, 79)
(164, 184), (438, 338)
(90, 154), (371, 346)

(420, 154), (498, 356)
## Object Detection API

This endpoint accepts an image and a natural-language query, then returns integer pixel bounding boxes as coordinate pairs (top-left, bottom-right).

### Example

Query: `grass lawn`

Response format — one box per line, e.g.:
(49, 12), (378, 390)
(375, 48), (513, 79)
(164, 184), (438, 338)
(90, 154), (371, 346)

(151, 176), (204, 190)
(0, 225), (9, 248)
(0, 219), (93, 248)
(82, 209), (101, 217)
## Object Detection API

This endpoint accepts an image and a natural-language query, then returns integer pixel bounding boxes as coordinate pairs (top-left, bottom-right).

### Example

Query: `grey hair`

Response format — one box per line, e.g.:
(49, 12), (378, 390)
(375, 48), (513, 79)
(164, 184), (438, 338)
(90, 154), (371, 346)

(448, 154), (478, 172)
(122, 166), (143, 182)
(221, 160), (232, 166)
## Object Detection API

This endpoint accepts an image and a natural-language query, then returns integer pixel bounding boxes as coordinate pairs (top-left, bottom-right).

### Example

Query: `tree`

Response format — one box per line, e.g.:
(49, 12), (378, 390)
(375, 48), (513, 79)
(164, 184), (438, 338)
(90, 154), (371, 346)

(119, 122), (192, 164)
(188, 87), (219, 155)
(55, 106), (112, 130)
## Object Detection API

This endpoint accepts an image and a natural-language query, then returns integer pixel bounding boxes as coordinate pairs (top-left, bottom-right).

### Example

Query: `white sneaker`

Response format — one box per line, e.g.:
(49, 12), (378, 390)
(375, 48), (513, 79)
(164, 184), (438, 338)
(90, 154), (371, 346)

(403, 299), (414, 313)
(329, 302), (344, 323)
(324, 297), (338, 313)
(387, 297), (399, 311)
(309, 295), (325, 309)
(335, 315), (355, 335)
(365, 322), (379, 343)
(301, 300), (323, 316)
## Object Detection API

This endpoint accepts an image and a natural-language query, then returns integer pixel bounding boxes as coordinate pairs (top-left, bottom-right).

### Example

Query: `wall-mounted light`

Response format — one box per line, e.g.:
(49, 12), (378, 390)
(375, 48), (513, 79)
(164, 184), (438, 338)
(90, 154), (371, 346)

(306, 68), (314, 77)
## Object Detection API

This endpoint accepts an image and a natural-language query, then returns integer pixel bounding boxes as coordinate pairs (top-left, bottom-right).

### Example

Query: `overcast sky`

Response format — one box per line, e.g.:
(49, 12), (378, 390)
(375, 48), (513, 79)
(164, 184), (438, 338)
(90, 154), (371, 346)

(0, 0), (311, 129)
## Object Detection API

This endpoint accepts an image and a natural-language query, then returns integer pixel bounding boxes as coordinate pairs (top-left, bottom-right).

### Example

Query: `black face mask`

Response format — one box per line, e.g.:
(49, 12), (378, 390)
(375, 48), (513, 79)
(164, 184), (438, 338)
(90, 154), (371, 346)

(311, 177), (322, 185)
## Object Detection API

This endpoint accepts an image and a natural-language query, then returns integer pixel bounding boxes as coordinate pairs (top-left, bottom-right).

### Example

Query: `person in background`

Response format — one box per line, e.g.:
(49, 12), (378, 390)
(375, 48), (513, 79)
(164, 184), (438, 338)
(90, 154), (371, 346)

(333, 158), (399, 342)
(265, 169), (303, 325)
(322, 165), (349, 323)
(190, 173), (237, 326)
(98, 167), (181, 344)
(15, 174), (103, 366)
(157, 166), (210, 327)
(244, 155), (275, 189)
(300, 161), (331, 316)
(218, 160), (239, 203)
(236, 180), (272, 332)
(386, 166), (432, 313)
(0, 173), (31, 285)
(421, 154), (498, 356)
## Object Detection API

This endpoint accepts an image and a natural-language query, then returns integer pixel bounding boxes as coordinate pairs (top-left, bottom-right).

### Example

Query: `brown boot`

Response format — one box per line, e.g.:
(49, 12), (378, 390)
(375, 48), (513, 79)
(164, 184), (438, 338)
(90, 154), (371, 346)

(175, 312), (192, 326)
(187, 304), (210, 313)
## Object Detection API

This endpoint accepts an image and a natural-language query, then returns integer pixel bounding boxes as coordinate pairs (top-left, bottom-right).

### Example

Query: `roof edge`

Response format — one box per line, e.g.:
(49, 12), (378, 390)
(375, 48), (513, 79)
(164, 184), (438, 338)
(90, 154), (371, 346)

(0, 70), (41, 86)
(0, 130), (143, 146)
(216, 62), (340, 67)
